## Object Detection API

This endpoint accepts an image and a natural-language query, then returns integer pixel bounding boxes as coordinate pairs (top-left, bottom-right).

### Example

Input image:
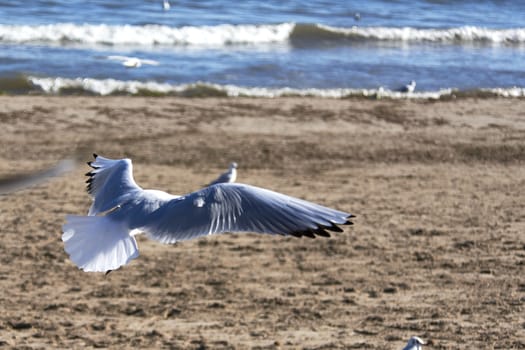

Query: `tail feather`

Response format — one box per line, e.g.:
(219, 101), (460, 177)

(62, 215), (139, 272)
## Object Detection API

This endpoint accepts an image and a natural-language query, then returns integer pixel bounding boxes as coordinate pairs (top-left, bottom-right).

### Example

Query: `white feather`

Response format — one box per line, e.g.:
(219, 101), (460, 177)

(62, 215), (139, 272)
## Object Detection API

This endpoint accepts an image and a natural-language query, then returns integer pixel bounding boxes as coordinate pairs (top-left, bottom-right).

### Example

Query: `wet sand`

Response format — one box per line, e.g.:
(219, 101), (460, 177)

(0, 96), (524, 349)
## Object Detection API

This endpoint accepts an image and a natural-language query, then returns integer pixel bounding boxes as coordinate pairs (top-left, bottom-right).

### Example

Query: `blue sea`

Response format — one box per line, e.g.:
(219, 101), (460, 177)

(1, 0), (525, 98)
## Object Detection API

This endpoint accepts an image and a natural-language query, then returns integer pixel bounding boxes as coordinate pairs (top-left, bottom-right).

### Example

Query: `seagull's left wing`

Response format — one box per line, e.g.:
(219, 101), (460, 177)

(86, 154), (142, 215)
(139, 183), (353, 244)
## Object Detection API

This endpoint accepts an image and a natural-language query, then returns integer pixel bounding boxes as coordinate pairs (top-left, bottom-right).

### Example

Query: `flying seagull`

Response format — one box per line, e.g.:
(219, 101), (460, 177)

(207, 162), (238, 186)
(106, 55), (160, 68)
(403, 336), (426, 350)
(0, 159), (77, 195)
(62, 154), (354, 273)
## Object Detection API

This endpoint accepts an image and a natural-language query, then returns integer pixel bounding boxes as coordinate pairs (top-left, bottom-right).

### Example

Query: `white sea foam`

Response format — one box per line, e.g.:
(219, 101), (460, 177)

(29, 76), (176, 95)
(26, 76), (525, 98)
(482, 87), (525, 97)
(0, 23), (294, 46)
(316, 24), (525, 44)
(1, 23), (524, 47)
(28, 76), (457, 99)
(27, 76), (525, 99)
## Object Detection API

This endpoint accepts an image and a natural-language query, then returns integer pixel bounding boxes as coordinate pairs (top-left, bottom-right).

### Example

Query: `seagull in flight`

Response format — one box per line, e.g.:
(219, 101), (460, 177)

(0, 159), (76, 195)
(207, 162), (238, 186)
(62, 154), (354, 273)
(106, 55), (159, 68)
(403, 336), (426, 350)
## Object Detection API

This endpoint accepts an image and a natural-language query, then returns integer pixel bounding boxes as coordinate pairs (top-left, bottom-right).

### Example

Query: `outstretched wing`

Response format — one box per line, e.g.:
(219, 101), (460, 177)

(86, 154), (142, 215)
(139, 183), (353, 244)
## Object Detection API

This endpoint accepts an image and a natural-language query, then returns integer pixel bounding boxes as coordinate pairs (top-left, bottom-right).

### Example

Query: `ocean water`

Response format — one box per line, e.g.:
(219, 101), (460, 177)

(1, 0), (525, 97)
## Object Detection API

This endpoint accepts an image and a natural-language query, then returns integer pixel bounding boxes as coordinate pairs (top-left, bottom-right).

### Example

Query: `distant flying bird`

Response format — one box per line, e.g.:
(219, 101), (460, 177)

(403, 336), (426, 350)
(0, 159), (77, 195)
(62, 154), (354, 273)
(207, 162), (238, 186)
(106, 55), (159, 68)
(163, 0), (170, 10)
(399, 80), (416, 93)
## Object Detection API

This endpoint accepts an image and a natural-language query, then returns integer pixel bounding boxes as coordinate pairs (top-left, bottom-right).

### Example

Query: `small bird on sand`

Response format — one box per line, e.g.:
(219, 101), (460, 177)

(62, 154), (353, 273)
(207, 162), (237, 186)
(403, 336), (426, 350)
(400, 80), (416, 93)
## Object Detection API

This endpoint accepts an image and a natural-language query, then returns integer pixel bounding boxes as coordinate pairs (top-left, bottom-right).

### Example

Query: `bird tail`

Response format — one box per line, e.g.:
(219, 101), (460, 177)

(62, 215), (139, 273)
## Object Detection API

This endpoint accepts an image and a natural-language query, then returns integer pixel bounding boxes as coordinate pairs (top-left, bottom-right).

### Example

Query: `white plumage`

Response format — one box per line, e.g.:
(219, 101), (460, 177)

(62, 154), (353, 273)
(400, 80), (416, 93)
(106, 55), (159, 68)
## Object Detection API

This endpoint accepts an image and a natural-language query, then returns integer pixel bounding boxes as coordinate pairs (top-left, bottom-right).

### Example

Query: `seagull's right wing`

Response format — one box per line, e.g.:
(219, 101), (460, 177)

(139, 183), (353, 244)
(86, 154), (142, 215)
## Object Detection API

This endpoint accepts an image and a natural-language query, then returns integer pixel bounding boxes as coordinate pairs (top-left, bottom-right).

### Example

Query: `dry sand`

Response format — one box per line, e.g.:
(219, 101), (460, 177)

(0, 96), (524, 349)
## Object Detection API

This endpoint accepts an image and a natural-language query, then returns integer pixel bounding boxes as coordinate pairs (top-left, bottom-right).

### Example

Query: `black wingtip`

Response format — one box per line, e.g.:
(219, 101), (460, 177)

(314, 228), (331, 237)
(86, 158), (98, 194)
(285, 213), (355, 239)
(87, 161), (100, 170)
(302, 230), (316, 239)
(93, 153), (98, 159)
(290, 228), (331, 239)
(322, 223), (344, 233)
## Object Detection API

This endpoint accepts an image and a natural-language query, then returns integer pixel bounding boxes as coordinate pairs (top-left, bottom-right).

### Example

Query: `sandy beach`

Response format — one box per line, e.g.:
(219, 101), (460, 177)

(0, 96), (524, 349)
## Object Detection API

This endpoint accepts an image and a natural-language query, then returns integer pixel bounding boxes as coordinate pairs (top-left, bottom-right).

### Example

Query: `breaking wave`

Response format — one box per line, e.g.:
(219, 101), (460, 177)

(18, 76), (525, 99)
(0, 23), (524, 47)
(297, 24), (525, 44)
(0, 23), (294, 46)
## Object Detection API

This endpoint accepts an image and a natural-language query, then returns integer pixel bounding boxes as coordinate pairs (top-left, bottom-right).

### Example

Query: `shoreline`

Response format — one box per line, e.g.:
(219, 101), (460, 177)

(1, 75), (525, 99)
